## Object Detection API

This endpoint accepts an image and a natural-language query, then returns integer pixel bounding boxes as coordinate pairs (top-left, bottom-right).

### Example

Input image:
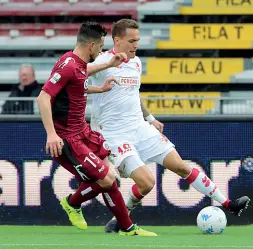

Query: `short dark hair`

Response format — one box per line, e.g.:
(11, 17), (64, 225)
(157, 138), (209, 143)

(77, 21), (107, 44)
(112, 19), (139, 39)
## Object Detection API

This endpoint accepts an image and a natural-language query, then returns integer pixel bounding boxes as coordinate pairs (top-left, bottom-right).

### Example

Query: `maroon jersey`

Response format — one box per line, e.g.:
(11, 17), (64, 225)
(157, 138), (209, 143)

(42, 51), (89, 138)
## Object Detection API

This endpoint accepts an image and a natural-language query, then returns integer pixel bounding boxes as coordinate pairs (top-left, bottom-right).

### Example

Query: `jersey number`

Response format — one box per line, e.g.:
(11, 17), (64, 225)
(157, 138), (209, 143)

(118, 143), (132, 155)
(84, 152), (100, 168)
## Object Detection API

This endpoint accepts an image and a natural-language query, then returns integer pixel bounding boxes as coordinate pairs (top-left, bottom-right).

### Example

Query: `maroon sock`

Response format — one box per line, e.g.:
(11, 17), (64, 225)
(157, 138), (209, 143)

(102, 181), (133, 230)
(69, 180), (133, 230)
(68, 181), (103, 207)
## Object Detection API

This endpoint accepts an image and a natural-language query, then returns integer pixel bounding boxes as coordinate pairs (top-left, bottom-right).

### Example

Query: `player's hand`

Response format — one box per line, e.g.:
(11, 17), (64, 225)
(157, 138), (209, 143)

(151, 119), (164, 133)
(101, 77), (119, 92)
(108, 53), (127, 68)
(46, 133), (64, 158)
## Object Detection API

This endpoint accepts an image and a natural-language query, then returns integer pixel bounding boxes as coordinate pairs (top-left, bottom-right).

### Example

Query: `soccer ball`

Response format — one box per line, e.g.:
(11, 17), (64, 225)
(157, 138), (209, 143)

(197, 206), (227, 234)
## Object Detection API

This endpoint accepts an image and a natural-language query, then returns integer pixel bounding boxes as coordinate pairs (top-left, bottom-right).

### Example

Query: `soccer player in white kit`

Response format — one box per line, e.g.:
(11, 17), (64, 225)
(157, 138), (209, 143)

(88, 19), (250, 233)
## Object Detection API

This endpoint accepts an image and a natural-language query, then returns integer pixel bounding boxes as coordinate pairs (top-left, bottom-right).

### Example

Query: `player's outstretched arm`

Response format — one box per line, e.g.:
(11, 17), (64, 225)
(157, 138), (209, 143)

(140, 99), (164, 133)
(88, 53), (127, 76)
(88, 77), (119, 93)
(88, 62), (110, 76)
(37, 90), (63, 157)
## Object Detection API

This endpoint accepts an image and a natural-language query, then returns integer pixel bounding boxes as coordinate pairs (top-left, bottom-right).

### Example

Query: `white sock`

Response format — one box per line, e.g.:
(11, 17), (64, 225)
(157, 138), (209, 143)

(126, 184), (144, 213)
(185, 168), (228, 205)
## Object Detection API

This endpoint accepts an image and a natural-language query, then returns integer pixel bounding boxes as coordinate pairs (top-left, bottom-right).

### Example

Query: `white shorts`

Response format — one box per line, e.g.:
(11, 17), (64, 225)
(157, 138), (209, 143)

(105, 121), (175, 178)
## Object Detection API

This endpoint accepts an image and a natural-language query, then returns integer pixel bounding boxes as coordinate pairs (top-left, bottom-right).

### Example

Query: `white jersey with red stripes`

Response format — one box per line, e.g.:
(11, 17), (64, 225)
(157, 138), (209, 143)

(89, 49), (144, 140)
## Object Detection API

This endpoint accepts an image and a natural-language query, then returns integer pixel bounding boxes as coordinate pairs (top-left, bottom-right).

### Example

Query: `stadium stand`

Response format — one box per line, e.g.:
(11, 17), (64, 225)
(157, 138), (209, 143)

(142, 58), (246, 83)
(0, 2), (138, 17)
(0, 23), (113, 36)
(0, 0), (253, 115)
(156, 24), (253, 49)
(180, 0), (253, 14)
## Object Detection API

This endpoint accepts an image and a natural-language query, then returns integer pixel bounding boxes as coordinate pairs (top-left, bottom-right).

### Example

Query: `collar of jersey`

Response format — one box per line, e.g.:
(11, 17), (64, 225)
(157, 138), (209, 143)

(70, 51), (87, 67)
(109, 48), (130, 63)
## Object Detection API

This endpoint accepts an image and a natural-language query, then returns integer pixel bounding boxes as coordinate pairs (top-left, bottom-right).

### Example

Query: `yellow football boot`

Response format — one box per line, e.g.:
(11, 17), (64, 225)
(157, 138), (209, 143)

(60, 196), (87, 230)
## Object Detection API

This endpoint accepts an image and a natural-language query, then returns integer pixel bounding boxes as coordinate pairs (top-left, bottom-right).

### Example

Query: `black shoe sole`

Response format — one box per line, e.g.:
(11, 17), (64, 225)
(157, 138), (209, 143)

(237, 198), (251, 217)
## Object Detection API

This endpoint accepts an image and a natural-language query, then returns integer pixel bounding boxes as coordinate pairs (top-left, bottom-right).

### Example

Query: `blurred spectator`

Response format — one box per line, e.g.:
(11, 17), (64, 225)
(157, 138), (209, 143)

(1, 64), (41, 114)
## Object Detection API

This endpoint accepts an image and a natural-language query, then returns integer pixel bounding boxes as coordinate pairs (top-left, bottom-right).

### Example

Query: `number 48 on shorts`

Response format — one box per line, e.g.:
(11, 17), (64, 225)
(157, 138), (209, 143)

(118, 143), (132, 155)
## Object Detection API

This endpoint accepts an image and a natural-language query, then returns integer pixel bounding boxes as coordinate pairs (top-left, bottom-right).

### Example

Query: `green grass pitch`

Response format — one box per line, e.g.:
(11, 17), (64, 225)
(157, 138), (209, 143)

(0, 226), (252, 249)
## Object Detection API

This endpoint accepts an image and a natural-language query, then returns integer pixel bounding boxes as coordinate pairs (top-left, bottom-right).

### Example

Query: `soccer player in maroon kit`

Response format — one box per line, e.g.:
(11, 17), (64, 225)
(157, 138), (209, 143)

(37, 21), (157, 236)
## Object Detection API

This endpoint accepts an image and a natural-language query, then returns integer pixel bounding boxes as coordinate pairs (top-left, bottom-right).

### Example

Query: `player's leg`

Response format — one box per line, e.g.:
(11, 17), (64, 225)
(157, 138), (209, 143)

(83, 131), (146, 231)
(101, 138), (157, 233)
(122, 156), (155, 212)
(60, 137), (131, 231)
(157, 148), (250, 216)
(70, 155), (156, 236)
(62, 131), (157, 236)
(105, 155), (155, 233)
(139, 121), (250, 217)
(119, 124), (167, 213)
(54, 154), (88, 230)
(108, 138), (156, 212)
(98, 169), (156, 236)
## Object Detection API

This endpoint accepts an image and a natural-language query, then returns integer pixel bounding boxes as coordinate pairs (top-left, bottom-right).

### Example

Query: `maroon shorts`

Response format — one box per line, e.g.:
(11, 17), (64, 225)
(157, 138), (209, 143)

(54, 126), (110, 182)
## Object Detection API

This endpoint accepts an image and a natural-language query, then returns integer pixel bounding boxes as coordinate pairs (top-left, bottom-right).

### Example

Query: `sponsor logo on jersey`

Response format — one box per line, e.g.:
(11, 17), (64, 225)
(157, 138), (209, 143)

(84, 79), (89, 89)
(49, 72), (61, 84)
(119, 77), (139, 86)
(83, 79), (89, 97)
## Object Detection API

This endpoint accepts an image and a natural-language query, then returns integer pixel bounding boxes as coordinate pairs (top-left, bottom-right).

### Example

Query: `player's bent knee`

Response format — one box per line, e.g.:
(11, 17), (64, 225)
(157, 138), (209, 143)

(163, 150), (191, 178)
(139, 178), (155, 195)
(97, 168), (116, 189)
(134, 171), (155, 195)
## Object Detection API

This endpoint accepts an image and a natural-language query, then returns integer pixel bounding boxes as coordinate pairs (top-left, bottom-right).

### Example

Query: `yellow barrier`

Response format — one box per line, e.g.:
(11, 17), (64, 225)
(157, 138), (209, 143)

(156, 40), (252, 49)
(180, 7), (253, 14)
(193, 0), (253, 8)
(170, 24), (253, 41)
(141, 58), (243, 84)
(140, 92), (221, 114)
(142, 74), (232, 83)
